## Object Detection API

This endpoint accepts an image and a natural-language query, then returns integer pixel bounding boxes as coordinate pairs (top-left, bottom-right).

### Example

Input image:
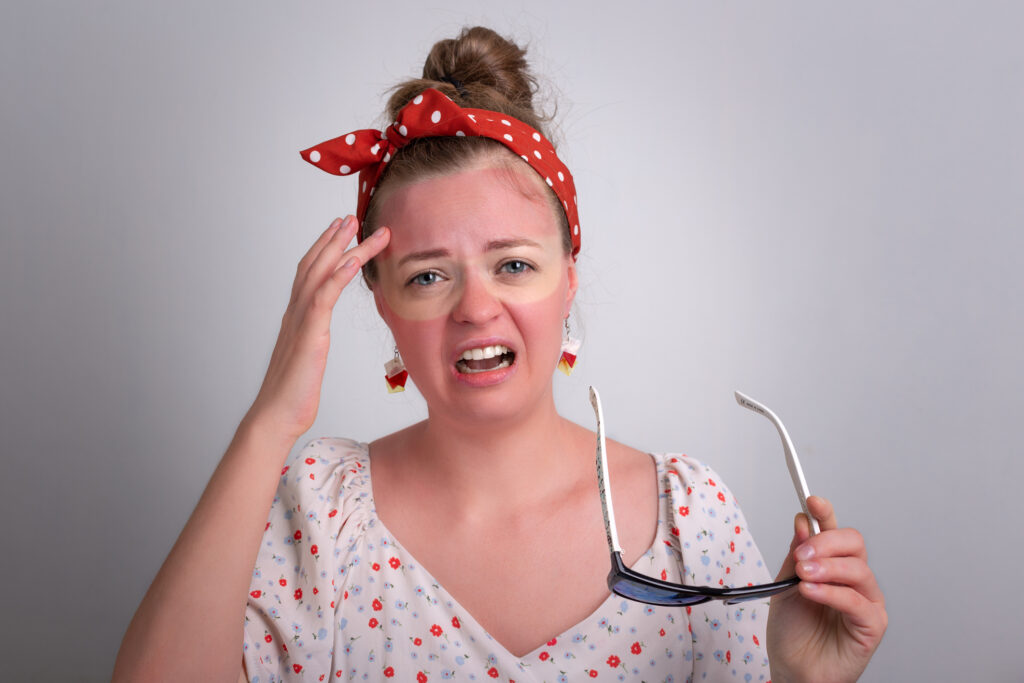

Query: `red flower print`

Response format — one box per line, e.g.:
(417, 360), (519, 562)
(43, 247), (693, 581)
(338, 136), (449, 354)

(293, 664), (303, 673)
(336, 670), (342, 678)
(417, 672), (427, 683)
(250, 590), (262, 599)
(372, 598), (383, 611)
(734, 525), (741, 534)
(589, 670), (598, 678)
(729, 541), (735, 553)
(281, 466), (289, 475)
(685, 606), (692, 615)
(330, 601), (335, 608)
(311, 544), (319, 555)
(368, 617), (378, 628)
(372, 562), (381, 571)
(726, 567), (731, 574)
(671, 526), (680, 536)
(708, 478), (716, 486)
(659, 628), (666, 636)
(539, 652), (550, 661)
(686, 486), (692, 495)
(383, 667), (394, 678)
(305, 457), (315, 465)
(309, 473), (315, 480)
(452, 616), (461, 628)
(717, 491), (726, 503)
(413, 637), (422, 646)
(606, 655), (620, 667)
(679, 506), (689, 516)
(343, 590), (348, 600)
(488, 667), (499, 678)
(294, 588), (303, 600)
(660, 569), (667, 580)
(279, 578), (287, 586)
(329, 508), (338, 518)
(547, 637), (557, 646)
(313, 587), (319, 594)
(753, 634), (760, 646)
(282, 644), (288, 652)
(265, 522), (270, 531)
(294, 530), (302, 540)
(630, 641), (641, 655)
(389, 556), (401, 569)
(264, 634), (272, 643)
(430, 624), (443, 636)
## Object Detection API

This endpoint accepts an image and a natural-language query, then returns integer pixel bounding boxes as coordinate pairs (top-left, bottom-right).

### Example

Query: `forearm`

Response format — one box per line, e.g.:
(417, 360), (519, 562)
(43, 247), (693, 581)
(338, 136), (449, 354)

(113, 418), (297, 683)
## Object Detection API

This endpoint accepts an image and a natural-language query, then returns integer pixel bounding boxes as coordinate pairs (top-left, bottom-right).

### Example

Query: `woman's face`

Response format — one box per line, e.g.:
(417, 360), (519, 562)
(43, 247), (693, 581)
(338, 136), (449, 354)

(370, 158), (577, 425)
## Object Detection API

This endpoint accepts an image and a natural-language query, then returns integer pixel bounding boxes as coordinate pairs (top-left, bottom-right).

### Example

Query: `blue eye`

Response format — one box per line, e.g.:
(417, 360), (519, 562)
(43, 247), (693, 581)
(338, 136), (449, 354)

(500, 260), (532, 275)
(409, 271), (443, 286)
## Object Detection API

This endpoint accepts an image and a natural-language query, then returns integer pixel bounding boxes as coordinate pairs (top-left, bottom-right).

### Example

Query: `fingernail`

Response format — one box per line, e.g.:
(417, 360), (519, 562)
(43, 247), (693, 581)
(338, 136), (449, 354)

(342, 215), (356, 230)
(794, 544), (815, 561)
(373, 226), (389, 239)
(798, 560), (819, 576)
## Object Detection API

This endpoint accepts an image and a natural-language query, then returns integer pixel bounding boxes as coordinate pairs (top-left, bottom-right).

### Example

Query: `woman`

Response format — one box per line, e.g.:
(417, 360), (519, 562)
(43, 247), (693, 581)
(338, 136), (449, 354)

(114, 26), (886, 682)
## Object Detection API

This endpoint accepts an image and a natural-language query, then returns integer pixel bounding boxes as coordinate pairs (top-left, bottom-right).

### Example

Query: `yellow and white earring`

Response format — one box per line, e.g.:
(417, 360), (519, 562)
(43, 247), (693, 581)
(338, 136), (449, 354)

(384, 346), (408, 393)
(558, 319), (581, 376)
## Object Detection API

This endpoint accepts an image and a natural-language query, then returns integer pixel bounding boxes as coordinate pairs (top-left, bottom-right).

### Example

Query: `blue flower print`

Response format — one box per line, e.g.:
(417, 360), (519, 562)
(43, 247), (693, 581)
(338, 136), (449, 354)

(713, 650), (725, 663)
(598, 618), (609, 628)
(709, 619), (721, 631)
(317, 627), (328, 640)
(700, 554), (711, 566)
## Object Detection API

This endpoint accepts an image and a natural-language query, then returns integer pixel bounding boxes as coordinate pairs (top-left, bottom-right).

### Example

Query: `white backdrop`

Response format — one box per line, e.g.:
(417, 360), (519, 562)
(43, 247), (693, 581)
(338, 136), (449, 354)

(2, 1), (1022, 680)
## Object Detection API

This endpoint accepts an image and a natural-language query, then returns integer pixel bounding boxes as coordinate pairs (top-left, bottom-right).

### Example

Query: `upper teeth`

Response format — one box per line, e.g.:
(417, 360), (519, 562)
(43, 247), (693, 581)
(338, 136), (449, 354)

(459, 345), (510, 361)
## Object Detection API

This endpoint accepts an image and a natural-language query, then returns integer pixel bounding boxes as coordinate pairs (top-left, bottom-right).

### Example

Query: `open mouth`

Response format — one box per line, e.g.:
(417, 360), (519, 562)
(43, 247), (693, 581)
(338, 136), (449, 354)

(455, 344), (516, 374)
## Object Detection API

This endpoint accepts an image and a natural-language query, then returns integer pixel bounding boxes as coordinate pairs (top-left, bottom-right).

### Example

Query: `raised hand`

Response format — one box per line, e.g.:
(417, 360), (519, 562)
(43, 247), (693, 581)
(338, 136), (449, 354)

(245, 215), (390, 441)
(766, 496), (887, 683)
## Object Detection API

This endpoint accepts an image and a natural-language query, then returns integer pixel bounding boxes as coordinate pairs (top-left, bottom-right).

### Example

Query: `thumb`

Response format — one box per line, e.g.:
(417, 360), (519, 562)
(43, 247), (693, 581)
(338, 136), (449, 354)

(775, 512), (812, 581)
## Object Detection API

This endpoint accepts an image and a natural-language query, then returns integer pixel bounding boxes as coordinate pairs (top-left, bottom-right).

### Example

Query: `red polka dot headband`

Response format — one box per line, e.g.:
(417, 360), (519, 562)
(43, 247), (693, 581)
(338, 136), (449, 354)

(299, 88), (581, 259)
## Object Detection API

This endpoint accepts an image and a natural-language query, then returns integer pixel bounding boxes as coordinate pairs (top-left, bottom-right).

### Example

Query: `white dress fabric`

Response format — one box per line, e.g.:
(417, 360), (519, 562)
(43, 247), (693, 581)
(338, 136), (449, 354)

(242, 437), (774, 682)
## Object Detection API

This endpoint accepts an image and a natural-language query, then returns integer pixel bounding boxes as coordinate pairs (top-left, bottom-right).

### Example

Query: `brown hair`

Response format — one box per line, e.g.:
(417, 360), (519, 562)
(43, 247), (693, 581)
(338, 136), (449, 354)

(361, 26), (572, 283)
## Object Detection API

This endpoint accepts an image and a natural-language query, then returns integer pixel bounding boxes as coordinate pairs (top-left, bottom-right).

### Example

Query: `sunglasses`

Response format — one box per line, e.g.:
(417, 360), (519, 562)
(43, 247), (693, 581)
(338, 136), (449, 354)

(589, 386), (819, 606)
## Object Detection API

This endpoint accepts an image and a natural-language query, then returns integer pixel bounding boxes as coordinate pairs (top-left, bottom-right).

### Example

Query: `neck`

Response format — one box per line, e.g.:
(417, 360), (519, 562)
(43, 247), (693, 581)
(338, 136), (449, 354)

(404, 392), (590, 524)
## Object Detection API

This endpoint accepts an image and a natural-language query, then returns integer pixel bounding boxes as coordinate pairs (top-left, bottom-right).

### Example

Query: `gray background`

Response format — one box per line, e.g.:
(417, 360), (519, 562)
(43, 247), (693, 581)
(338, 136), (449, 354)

(2, 1), (1021, 681)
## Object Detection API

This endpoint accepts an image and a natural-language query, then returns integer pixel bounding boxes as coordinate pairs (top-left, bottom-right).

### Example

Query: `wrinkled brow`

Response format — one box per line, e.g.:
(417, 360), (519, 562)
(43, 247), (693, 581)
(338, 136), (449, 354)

(396, 238), (543, 268)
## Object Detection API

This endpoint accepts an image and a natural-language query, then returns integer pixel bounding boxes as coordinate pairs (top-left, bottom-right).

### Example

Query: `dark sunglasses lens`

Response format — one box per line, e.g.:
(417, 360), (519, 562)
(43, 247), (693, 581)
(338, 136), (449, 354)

(611, 577), (708, 606)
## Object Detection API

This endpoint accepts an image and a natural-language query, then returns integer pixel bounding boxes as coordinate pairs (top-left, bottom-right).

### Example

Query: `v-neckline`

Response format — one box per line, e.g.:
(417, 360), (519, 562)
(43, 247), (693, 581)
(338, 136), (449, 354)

(358, 443), (666, 661)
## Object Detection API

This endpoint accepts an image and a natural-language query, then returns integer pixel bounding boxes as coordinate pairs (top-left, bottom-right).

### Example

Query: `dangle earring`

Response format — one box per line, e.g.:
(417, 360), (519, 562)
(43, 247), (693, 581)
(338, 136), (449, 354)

(384, 346), (408, 393)
(558, 318), (581, 376)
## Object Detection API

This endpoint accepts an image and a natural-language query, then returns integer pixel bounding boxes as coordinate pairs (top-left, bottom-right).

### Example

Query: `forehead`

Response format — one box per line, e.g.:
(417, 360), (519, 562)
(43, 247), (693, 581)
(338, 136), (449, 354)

(374, 162), (562, 253)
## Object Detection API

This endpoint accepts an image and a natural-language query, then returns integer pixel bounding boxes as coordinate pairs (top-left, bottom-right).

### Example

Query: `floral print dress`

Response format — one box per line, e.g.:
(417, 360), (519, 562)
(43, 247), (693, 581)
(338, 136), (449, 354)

(242, 438), (774, 682)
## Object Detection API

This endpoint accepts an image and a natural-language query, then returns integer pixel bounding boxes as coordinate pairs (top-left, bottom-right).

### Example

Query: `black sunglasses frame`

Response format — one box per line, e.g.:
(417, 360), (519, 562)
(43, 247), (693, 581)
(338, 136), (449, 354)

(589, 386), (817, 607)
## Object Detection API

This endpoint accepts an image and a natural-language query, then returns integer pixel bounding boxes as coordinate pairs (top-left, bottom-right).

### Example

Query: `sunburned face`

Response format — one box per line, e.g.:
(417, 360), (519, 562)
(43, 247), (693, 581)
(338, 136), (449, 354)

(370, 158), (577, 422)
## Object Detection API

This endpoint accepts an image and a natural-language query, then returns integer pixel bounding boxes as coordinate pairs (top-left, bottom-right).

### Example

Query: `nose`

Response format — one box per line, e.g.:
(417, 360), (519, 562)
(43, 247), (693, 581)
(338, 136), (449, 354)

(452, 270), (502, 325)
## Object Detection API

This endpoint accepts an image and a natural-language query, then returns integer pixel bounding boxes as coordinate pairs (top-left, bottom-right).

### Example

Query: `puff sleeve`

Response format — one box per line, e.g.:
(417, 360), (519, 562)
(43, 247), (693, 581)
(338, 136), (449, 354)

(664, 455), (774, 681)
(241, 437), (371, 682)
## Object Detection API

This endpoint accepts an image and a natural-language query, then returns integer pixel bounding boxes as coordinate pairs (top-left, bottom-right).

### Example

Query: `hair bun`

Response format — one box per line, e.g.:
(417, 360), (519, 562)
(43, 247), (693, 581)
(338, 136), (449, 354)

(386, 26), (545, 133)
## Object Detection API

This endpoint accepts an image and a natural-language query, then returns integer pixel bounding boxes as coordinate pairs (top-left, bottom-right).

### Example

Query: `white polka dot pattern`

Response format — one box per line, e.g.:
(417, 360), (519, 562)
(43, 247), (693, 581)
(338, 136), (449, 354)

(298, 88), (581, 259)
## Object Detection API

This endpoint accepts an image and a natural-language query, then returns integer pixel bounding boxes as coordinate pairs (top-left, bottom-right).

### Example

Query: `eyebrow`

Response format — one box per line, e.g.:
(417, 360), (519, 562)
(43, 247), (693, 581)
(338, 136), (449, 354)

(396, 238), (543, 268)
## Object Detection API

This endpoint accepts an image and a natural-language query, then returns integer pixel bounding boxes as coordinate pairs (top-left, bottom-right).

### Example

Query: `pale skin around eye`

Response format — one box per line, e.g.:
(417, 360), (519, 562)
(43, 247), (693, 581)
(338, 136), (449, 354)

(373, 232), (567, 322)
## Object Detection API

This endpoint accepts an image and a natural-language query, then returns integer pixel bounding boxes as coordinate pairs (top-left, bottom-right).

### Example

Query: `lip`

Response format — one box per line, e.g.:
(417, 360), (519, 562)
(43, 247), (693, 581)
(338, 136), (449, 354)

(450, 337), (519, 388)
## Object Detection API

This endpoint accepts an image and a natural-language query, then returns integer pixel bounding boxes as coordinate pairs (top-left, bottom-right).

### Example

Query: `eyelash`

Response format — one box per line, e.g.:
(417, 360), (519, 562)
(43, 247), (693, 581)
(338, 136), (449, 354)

(406, 260), (536, 287)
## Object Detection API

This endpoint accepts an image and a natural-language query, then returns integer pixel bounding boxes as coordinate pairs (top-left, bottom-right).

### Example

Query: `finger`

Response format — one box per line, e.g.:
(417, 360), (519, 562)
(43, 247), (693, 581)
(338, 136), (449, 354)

(796, 556), (885, 603)
(807, 495), (838, 531)
(337, 225), (391, 270)
(795, 527), (868, 564)
(298, 216), (361, 304)
(314, 228), (392, 312)
(290, 217), (346, 301)
(797, 581), (888, 638)
(774, 512), (812, 581)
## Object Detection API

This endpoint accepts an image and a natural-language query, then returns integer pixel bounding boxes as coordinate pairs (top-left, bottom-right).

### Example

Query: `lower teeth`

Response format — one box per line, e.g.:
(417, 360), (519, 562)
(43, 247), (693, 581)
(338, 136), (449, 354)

(457, 354), (513, 374)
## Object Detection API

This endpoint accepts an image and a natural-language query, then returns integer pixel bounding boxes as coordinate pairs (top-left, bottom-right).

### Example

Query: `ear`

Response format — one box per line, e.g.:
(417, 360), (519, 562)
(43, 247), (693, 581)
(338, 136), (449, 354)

(563, 259), (578, 317)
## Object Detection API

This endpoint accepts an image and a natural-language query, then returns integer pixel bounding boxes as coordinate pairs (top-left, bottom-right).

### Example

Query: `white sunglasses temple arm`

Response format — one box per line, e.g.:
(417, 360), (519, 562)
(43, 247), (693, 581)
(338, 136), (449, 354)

(590, 386), (624, 554)
(735, 391), (820, 536)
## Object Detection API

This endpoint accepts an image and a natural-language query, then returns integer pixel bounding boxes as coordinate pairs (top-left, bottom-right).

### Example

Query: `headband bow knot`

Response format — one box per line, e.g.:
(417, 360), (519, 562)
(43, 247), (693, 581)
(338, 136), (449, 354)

(300, 88), (580, 259)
